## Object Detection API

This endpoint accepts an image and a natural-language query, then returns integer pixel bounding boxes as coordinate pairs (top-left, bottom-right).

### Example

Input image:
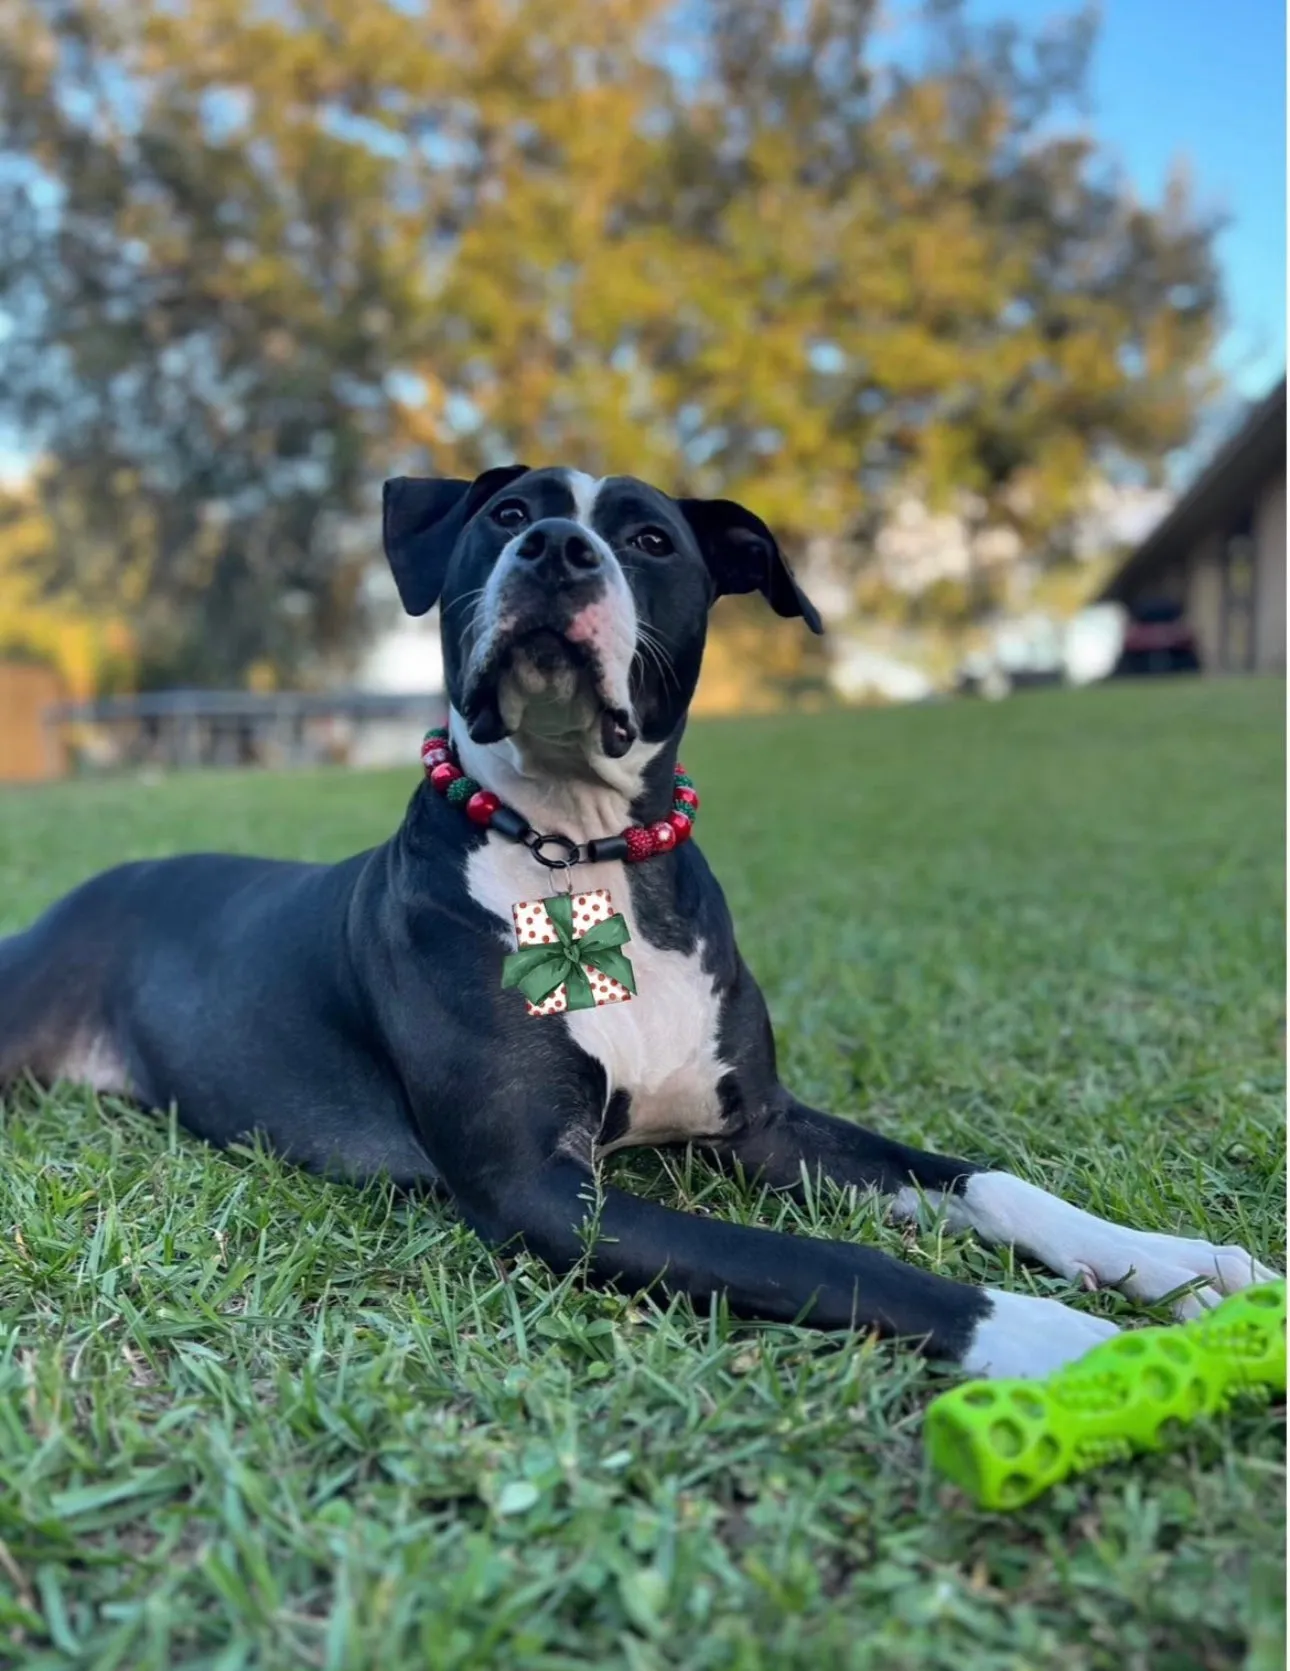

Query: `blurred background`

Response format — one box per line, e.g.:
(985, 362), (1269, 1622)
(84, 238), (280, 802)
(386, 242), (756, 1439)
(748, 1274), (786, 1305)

(0, 0), (1284, 782)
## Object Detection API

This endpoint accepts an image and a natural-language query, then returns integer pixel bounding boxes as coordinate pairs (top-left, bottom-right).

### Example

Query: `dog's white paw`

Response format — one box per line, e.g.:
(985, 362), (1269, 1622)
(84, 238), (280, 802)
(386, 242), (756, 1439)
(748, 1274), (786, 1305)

(962, 1290), (1120, 1380)
(945, 1174), (1280, 1322)
(1071, 1229), (1279, 1319)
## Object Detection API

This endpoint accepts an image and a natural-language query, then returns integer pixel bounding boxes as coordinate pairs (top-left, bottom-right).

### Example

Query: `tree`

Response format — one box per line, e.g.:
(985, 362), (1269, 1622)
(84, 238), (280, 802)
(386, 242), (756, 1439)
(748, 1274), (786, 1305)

(424, 0), (1222, 608)
(0, 0), (453, 685)
(0, 480), (131, 695)
(0, 0), (1224, 686)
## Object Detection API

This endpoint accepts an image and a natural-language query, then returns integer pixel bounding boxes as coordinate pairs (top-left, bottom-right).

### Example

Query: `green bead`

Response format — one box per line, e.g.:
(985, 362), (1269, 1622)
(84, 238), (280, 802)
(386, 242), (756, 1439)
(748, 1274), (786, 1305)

(446, 776), (479, 805)
(674, 773), (694, 789)
(672, 799), (694, 819)
(424, 726), (449, 743)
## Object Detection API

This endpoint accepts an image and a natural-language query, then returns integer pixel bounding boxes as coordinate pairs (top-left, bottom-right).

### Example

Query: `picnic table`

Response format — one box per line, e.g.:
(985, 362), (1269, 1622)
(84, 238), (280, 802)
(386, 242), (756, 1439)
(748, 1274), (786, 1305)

(44, 688), (442, 772)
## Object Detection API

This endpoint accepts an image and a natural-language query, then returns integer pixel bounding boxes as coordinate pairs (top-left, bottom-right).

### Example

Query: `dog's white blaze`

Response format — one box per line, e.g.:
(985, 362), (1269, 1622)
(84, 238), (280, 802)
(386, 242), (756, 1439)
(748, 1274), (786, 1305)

(563, 469), (605, 527)
(457, 738), (731, 1154)
(893, 1172), (1278, 1318)
(561, 469), (619, 576)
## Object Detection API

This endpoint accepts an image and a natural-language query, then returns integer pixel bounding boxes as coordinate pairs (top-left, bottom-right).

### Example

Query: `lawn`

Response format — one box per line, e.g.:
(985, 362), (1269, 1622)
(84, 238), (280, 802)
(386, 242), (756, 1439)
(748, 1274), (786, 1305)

(0, 679), (1284, 1671)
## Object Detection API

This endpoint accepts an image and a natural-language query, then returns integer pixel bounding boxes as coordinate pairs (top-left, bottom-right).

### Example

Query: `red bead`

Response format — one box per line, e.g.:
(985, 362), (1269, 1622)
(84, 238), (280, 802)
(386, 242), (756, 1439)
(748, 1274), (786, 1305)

(429, 762), (463, 793)
(623, 825), (656, 863)
(673, 786), (699, 813)
(674, 762), (687, 778)
(466, 790), (500, 826)
(667, 811), (694, 844)
(421, 746), (450, 770)
(648, 820), (677, 853)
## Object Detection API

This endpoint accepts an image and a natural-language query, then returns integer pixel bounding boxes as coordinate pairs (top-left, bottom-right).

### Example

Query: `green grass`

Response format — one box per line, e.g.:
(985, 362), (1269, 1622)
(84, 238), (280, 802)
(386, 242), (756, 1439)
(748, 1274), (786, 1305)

(0, 679), (1284, 1671)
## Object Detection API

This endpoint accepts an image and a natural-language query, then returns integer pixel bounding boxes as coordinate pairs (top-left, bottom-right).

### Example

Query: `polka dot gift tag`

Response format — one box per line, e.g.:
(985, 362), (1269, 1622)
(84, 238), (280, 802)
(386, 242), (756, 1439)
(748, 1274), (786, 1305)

(505, 889), (636, 1017)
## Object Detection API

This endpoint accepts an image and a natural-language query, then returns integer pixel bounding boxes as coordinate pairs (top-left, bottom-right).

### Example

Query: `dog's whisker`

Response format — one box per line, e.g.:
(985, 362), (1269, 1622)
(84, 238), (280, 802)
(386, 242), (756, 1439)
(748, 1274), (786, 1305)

(444, 586), (488, 620)
(633, 624), (679, 694)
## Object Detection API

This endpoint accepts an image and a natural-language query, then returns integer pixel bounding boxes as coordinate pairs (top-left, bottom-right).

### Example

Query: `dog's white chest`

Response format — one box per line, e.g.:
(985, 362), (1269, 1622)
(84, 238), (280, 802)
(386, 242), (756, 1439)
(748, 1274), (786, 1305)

(465, 839), (730, 1151)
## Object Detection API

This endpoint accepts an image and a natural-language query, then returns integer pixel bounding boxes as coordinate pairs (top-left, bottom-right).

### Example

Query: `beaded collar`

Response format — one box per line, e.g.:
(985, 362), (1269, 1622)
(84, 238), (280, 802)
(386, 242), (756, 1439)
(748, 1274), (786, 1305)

(419, 726), (699, 874)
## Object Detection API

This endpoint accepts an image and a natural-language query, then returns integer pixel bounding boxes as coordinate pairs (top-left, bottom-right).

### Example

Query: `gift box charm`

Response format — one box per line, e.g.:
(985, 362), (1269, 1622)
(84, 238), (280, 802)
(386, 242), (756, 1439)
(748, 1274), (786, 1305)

(503, 889), (636, 1016)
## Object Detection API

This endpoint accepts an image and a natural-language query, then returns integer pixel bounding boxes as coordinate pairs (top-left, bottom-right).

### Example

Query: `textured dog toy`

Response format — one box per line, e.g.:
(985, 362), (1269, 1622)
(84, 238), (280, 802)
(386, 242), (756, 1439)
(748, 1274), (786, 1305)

(925, 1281), (1286, 1509)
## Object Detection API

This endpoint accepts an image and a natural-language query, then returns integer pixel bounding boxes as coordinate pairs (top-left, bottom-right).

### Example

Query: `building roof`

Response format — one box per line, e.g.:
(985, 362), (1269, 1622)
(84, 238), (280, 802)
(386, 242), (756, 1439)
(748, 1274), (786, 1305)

(1099, 377), (1287, 602)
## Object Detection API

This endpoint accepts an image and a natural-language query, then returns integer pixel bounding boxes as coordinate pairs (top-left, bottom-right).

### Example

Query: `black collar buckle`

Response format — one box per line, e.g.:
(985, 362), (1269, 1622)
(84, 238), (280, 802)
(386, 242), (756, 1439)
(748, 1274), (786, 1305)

(525, 831), (582, 871)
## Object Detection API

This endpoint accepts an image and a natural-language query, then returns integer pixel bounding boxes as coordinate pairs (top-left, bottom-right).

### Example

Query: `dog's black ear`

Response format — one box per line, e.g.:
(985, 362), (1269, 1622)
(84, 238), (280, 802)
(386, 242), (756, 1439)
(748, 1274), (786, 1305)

(677, 498), (823, 634)
(382, 464), (530, 616)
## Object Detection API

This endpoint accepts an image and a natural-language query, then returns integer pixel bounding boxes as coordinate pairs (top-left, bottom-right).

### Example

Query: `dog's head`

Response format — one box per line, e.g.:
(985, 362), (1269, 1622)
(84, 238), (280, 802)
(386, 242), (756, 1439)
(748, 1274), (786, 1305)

(382, 465), (821, 771)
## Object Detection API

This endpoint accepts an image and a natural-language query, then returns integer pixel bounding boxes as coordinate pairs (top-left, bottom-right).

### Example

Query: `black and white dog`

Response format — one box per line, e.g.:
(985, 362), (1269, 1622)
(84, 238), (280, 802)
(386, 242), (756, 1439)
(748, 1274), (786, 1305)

(0, 466), (1275, 1376)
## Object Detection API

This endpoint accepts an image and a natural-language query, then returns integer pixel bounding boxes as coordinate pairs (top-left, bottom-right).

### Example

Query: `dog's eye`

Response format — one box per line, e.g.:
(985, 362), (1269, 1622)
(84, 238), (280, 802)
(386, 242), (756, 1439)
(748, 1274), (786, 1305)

(630, 527), (673, 556)
(493, 500), (529, 530)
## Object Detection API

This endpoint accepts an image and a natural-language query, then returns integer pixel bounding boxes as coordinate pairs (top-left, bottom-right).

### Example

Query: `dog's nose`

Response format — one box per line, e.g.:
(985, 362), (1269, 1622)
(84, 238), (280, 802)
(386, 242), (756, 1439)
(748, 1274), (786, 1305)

(515, 519), (602, 579)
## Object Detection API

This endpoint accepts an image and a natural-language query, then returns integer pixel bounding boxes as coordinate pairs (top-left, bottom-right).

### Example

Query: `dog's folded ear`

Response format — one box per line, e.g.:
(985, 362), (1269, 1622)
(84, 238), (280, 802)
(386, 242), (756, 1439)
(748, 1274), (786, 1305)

(677, 498), (823, 634)
(382, 464), (530, 616)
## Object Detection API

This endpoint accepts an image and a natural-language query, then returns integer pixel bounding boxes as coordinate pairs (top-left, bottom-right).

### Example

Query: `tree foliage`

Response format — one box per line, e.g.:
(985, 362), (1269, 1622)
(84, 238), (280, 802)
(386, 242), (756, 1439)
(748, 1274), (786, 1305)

(0, 480), (131, 695)
(0, 0), (1223, 684)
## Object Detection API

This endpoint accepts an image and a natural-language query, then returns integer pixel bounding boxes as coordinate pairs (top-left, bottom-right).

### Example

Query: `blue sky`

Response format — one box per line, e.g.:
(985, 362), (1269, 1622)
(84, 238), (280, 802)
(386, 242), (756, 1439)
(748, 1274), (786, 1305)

(1094, 0), (1285, 397)
(967, 0), (1286, 399)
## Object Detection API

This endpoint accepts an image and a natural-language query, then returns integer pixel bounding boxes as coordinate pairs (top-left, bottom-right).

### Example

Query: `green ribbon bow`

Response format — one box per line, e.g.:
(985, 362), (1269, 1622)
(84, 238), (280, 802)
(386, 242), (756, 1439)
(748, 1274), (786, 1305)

(502, 893), (637, 1012)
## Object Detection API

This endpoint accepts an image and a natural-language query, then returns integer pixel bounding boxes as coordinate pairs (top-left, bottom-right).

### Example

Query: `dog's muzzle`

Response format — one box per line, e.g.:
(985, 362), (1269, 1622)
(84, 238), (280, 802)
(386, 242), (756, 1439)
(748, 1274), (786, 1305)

(459, 520), (638, 757)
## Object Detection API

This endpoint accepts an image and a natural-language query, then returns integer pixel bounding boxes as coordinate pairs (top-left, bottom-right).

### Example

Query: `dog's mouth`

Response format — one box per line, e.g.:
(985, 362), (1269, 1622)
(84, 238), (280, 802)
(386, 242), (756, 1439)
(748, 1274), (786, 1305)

(460, 624), (637, 759)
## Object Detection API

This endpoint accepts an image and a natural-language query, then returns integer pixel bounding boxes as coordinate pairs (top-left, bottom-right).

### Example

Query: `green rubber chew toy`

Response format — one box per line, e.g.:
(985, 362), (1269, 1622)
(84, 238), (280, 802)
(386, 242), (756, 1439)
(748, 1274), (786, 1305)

(926, 1280), (1286, 1510)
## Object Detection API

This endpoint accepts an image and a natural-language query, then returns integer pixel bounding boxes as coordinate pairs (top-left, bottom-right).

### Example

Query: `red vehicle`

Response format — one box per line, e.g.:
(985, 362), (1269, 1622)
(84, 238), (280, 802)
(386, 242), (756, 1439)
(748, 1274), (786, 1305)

(1111, 601), (1201, 677)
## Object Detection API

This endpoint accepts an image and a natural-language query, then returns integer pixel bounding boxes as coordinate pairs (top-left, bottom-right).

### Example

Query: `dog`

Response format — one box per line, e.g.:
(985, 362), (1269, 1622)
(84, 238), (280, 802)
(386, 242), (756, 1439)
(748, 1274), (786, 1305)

(0, 465), (1275, 1377)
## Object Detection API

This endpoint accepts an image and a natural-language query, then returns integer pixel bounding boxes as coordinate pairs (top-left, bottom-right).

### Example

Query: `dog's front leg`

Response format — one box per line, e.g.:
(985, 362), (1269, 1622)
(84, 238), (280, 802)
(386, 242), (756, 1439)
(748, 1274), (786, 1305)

(719, 1098), (1278, 1318)
(453, 1154), (1117, 1378)
(892, 1170), (1280, 1319)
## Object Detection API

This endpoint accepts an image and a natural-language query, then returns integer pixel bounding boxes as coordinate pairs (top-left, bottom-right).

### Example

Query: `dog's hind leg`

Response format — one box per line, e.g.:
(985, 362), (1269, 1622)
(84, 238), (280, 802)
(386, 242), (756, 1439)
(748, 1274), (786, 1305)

(0, 919), (133, 1098)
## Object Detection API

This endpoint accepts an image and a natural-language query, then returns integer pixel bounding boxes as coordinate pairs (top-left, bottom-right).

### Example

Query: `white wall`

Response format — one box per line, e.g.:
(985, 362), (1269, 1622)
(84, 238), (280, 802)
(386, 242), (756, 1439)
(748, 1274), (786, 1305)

(1254, 470), (1286, 673)
(359, 611), (445, 694)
